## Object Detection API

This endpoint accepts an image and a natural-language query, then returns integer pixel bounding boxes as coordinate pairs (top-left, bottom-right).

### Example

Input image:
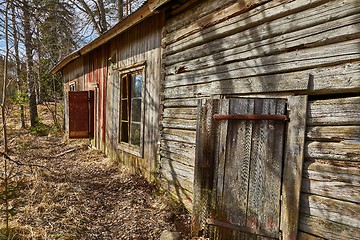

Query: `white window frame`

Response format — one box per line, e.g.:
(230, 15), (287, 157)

(69, 82), (76, 91)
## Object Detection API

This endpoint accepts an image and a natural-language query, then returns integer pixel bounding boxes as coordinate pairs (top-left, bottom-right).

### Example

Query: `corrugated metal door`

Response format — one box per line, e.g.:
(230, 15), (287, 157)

(68, 91), (94, 139)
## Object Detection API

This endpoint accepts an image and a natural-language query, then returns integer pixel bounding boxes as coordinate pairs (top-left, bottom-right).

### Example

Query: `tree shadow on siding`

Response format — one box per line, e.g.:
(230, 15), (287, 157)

(182, 1), (291, 237)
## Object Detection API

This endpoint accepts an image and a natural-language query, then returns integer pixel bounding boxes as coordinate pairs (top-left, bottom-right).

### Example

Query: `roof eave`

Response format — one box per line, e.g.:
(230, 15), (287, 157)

(51, 0), (171, 74)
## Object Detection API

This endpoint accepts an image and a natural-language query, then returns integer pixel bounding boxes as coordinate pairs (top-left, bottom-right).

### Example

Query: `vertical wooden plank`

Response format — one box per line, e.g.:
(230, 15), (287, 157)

(246, 98), (287, 240)
(219, 98), (255, 240)
(193, 98), (219, 237)
(281, 95), (308, 240)
(261, 99), (286, 239)
(214, 99), (229, 239)
(247, 99), (269, 240)
(215, 99), (229, 205)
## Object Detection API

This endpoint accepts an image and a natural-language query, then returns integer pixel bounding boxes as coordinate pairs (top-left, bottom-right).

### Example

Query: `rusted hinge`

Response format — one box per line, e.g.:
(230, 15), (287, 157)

(206, 218), (279, 239)
(213, 114), (289, 121)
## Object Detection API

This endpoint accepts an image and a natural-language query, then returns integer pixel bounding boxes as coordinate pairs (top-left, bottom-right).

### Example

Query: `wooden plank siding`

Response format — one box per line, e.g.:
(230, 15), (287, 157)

(161, 0), (360, 238)
(106, 13), (164, 180)
(58, 0), (360, 238)
(300, 96), (360, 239)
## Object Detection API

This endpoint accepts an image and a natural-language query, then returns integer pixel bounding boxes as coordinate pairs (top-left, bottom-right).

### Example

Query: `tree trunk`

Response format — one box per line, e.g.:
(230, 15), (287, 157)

(97, 0), (107, 33)
(118, 0), (124, 20)
(2, 1), (9, 154)
(23, 0), (38, 127)
(11, 2), (26, 129)
(76, 0), (103, 35)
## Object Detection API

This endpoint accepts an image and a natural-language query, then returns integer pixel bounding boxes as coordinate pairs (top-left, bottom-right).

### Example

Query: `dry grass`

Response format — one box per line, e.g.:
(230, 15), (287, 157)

(0, 104), (191, 239)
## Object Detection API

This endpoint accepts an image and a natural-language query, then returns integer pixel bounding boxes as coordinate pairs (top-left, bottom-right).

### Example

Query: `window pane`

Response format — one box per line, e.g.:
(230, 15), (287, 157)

(120, 122), (129, 143)
(131, 99), (142, 122)
(130, 123), (141, 146)
(131, 74), (142, 98)
(121, 100), (128, 120)
(121, 76), (128, 98)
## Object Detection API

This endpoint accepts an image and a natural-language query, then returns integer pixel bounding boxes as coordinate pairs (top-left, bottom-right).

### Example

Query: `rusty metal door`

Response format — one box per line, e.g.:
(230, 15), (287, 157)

(194, 98), (287, 239)
(68, 91), (94, 139)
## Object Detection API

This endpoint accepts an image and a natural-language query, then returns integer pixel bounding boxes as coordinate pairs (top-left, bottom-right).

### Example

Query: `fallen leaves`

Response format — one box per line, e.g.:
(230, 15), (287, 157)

(1, 105), (191, 239)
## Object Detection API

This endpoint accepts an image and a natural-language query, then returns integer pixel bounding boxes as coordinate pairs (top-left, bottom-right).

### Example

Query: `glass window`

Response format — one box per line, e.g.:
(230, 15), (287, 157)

(119, 69), (144, 150)
(69, 82), (76, 91)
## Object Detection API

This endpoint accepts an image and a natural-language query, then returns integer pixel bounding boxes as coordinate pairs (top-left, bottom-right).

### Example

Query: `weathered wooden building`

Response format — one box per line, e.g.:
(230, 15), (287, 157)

(52, 0), (360, 239)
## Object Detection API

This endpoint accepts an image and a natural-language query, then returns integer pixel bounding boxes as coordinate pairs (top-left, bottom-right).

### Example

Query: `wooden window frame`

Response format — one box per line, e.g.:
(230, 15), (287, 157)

(69, 82), (76, 91)
(118, 64), (145, 157)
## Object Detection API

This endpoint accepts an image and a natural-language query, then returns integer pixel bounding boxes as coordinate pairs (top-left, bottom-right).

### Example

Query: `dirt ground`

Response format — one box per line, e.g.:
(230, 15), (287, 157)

(0, 104), (191, 239)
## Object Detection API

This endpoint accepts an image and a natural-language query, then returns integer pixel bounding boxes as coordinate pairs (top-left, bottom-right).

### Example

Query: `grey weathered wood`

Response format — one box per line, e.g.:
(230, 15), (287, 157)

(301, 169), (360, 202)
(303, 158), (360, 176)
(165, 0), (250, 36)
(263, 99), (286, 235)
(211, 98), (286, 239)
(207, 218), (279, 239)
(160, 157), (194, 193)
(297, 231), (324, 240)
(164, 0), (268, 45)
(103, 13), (163, 181)
(165, 0), (358, 55)
(163, 107), (197, 119)
(245, 99), (286, 239)
(299, 213), (360, 240)
(162, 118), (197, 130)
(306, 126), (360, 141)
(164, 76), (309, 99)
(281, 95), (308, 240)
(166, 7), (360, 66)
(307, 96), (360, 126)
(193, 99), (219, 236)
(162, 128), (196, 144)
(160, 139), (195, 160)
(160, 149), (194, 167)
(305, 141), (360, 162)
(213, 99), (230, 239)
(166, 14), (360, 70)
(164, 61), (360, 98)
(158, 177), (193, 210)
(246, 99), (270, 237)
(163, 99), (198, 107)
(165, 39), (360, 84)
(300, 193), (360, 228)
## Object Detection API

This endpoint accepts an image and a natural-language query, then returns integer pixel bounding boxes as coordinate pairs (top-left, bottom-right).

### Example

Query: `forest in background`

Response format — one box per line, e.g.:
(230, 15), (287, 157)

(0, 0), (146, 131)
(0, 1), (192, 239)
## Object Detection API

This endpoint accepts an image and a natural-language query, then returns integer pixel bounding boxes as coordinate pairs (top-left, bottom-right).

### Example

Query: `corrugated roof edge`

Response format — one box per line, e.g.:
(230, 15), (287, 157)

(51, 0), (171, 74)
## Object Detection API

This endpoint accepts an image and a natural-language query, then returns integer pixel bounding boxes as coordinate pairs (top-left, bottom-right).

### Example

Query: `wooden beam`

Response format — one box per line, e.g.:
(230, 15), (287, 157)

(192, 99), (219, 237)
(281, 95), (308, 240)
(299, 213), (360, 239)
(51, 2), (160, 74)
(307, 96), (360, 126)
(206, 219), (279, 239)
(165, 0), (340, 54)
(148, 0), (172, 12)
(164, 0), (268, 45)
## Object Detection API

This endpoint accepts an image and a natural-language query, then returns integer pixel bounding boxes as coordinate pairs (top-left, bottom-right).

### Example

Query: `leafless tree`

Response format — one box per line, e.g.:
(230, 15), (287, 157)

(11, 1), (26, 128)
(2, 0), (9, 153)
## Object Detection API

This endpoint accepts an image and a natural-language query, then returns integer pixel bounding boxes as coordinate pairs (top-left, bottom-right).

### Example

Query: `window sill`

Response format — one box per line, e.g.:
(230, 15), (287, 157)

(117, 142), (143, 158)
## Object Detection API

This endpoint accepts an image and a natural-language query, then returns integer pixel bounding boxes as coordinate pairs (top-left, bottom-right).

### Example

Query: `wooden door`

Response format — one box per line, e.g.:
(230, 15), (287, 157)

(194, 98), (288, 239)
